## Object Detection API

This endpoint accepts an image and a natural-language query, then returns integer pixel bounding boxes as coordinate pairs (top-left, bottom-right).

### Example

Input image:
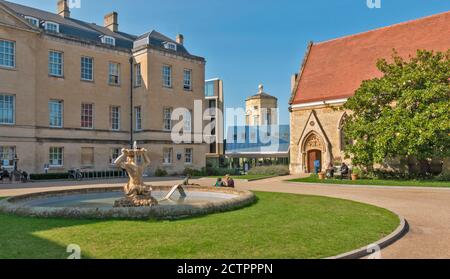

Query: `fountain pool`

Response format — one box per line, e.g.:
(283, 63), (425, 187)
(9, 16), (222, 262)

(0, 186), (256, 220)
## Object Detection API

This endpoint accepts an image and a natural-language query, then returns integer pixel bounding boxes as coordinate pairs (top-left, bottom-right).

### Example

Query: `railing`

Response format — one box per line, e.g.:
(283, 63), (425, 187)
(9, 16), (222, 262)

(79, 169), (128, 181)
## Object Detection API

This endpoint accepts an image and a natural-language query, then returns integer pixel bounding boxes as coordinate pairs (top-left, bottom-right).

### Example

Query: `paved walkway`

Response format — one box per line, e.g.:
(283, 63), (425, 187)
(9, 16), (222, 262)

(1, 176), (449, 259)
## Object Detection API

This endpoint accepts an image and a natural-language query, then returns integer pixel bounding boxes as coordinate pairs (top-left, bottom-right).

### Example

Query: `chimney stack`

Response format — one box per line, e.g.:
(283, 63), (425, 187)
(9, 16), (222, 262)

(57, 0), (70, 18)
(104, 12), (119, 32)
(176, 34), (184, 45)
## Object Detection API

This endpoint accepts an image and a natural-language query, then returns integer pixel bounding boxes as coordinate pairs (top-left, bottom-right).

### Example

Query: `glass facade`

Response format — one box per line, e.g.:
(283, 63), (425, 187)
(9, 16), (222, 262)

(205, 80), (215, 97)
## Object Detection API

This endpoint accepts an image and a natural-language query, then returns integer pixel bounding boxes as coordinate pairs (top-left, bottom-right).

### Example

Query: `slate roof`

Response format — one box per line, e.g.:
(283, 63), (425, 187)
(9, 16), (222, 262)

(0, 0), (203, 60)
(290, 10), (450, 105)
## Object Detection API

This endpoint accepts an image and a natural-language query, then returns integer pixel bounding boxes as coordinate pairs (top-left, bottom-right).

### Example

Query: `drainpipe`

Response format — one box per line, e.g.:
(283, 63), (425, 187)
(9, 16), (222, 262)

(129, 57), (134, 148)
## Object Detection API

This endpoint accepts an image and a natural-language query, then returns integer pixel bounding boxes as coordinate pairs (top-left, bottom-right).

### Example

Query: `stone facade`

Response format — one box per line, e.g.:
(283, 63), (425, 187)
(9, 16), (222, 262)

(0, 1), (208, 175)
(290, 103), (350, 174)
(245, 85), (278, 126)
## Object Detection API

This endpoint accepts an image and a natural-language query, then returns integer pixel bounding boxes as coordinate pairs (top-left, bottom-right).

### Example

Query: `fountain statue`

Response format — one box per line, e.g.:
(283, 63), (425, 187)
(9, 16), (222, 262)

(113, 142), (158, 207)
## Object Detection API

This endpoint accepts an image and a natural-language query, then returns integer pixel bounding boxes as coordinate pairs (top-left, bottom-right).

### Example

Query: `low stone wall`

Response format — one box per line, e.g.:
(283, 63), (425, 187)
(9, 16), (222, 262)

(0, 186), (256, 220)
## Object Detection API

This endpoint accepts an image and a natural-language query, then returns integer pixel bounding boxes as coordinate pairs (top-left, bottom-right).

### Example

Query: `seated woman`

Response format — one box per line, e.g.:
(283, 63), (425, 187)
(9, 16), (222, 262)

(224, 175), (235, 188)
(213, 178), (225, 187)
(326, 163), (335, 178)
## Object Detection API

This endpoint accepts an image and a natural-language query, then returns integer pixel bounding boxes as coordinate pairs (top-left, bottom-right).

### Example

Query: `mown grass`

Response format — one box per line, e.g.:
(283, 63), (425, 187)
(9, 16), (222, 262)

(0, 192), (399, 259)
(289, 176), (450, 188)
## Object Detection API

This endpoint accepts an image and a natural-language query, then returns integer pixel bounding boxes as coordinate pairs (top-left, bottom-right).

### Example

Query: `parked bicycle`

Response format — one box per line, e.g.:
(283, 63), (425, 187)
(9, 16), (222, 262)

(68, 169), (84, 181)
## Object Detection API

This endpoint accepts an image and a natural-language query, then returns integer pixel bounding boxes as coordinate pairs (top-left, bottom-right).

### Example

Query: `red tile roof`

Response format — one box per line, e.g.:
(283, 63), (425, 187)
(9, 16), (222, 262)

(291, 11), (450, 105)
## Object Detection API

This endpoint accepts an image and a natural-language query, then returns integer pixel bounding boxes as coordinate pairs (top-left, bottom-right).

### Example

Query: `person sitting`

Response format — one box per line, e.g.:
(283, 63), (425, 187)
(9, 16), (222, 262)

(0, 168), (10, 183)
(214, 178), (225, 187)
(326, 163), (335, 178)
(224, 175), (235, 188)
(340, 163), (349, 179)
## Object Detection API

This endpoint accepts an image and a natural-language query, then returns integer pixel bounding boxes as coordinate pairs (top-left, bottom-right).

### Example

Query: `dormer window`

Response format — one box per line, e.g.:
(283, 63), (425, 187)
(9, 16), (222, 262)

(44, 22), (59, 33)
(163, 42), (177, 51)
(24, 16), (39, 27)
(101, 36), (116, 46)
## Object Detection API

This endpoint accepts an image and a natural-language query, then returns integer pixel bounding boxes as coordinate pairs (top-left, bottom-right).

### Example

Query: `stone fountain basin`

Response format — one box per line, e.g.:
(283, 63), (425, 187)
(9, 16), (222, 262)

(0, 186), (256, 220)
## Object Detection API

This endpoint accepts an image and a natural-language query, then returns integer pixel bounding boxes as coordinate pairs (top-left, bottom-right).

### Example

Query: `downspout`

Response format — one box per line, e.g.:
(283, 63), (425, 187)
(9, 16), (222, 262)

(129, 57), (134, 148)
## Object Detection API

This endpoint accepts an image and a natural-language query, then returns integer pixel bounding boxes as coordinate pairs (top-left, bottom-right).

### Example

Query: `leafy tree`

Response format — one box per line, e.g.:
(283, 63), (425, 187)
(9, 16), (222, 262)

(342, 49), (450, 172)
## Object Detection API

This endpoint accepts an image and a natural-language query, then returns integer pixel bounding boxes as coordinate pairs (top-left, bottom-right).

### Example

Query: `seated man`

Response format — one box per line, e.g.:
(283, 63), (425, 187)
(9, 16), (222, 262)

(340, 163), (349, 179)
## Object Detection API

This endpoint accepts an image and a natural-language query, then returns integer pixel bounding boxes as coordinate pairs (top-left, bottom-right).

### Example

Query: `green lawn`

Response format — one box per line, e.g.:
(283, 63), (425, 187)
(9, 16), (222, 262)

(289, 176), (450, 188)
(206, 175), (274, 180)
(0, 192), (399, 259)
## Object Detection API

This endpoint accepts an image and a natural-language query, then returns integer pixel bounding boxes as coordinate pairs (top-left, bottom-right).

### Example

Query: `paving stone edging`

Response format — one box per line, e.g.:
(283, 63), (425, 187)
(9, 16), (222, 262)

(0, 186), (256, 220)
(327, 213), (409, 259)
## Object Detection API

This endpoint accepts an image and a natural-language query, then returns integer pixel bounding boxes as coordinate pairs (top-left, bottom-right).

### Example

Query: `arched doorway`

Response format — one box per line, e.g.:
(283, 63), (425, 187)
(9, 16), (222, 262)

(303, 133), (325, 173)
(307, 150), (322, 173)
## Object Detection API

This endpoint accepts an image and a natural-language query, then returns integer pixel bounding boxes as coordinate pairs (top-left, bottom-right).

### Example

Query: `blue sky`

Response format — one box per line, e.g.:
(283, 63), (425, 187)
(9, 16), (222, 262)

(7, 0), (450, 125)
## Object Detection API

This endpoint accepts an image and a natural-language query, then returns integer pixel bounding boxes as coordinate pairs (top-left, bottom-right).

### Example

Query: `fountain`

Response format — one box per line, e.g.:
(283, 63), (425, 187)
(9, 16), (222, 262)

(113, 143), (158, 208)
(0, 143), (256, 220)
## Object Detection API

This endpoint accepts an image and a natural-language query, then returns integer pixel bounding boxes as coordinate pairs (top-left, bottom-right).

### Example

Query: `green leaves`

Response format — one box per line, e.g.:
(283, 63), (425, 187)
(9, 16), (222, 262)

(343, 49), (450, 168)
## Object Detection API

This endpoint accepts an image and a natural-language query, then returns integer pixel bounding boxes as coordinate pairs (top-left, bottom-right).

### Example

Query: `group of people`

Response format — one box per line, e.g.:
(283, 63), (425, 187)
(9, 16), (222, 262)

(326, 162), (349, 179)
(213, 175), (235, 188)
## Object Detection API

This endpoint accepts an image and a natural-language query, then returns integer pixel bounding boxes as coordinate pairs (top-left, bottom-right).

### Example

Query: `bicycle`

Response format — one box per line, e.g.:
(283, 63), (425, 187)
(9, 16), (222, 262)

(68, 169), (83, 181)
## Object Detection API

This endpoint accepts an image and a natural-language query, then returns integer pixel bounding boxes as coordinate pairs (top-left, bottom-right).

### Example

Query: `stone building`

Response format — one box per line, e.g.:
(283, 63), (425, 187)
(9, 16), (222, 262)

(246, 84), (278, 126)
(226, 85), (289, 167)
(205, 78), (225, 167)
(0, 0), (209, 175)
(289, 11), (450, 174)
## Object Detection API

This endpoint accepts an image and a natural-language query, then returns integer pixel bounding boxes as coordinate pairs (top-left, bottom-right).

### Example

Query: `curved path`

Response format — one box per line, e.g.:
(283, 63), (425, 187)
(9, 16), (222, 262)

(1, 176), (449, 259)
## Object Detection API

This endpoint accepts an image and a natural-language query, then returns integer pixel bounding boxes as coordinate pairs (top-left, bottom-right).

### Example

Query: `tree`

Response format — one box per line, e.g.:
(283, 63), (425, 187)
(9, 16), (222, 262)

(342, 49), (450, 173)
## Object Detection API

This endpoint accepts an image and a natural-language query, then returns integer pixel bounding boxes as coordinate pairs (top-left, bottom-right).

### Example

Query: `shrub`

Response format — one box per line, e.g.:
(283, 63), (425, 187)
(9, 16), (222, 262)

(183, 167), (207, 177)
(30, 173), (69, 180)
(248, 165), (289, 176)
(154, 168), (168, 177)
(436, 172), (450, 182)
(206, 167), (239, 176)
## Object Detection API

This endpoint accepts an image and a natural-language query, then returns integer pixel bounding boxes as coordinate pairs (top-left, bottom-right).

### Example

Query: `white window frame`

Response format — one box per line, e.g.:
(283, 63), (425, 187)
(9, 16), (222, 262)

(0, 146), (16, 168)
(110, 105), (120, 131)
(185, 148), (193, 164)
(48, 99), (63, 128)
(24, 16), (39, 27)
(163, 148), (173, 165)
(48, 50), (64, 77)
(134, 106), (142, 131)
(101, 36), (116, 46)
(183, 69), (192, 91)
(135, 63), (142, 87)
(49, 147), (63, 167)
(81, 56), (94, 81)
(110, 148), (121, 165)
(163, 107), (172, 131)
(0, 94), (15, 125)
(162, 65), (172, 88)
(108, 62), (120, 85)
(184, 110), (192, 133)
(81, 103), (94, 129)
(44, 21), (60, 33)
(164, 42), (177, 51)
(0, 39), (16, 69)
